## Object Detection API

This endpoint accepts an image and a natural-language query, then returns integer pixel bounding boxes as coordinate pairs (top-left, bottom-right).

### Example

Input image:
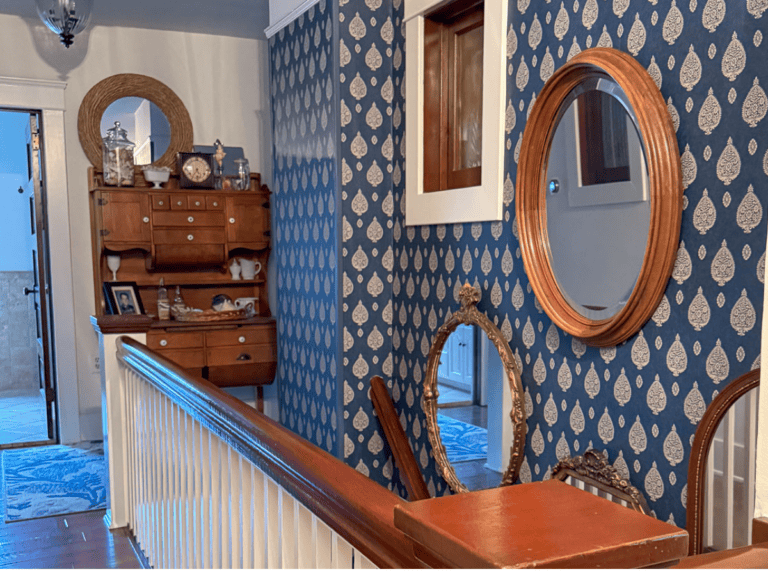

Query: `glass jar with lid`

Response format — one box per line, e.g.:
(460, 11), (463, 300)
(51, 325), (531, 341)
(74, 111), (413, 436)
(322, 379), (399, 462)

(103, 121), (135, 186)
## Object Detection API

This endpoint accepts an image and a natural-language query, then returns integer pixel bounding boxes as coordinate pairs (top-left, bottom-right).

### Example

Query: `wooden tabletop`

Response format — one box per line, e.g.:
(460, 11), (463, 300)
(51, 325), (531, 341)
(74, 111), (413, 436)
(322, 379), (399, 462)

(394, 480), (689, 569)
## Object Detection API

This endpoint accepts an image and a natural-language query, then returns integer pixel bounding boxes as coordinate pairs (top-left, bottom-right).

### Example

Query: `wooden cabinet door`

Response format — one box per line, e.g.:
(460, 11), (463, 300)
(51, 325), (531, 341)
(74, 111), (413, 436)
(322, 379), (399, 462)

(100, 191), (151, 246)
(226, 195), (270, 244)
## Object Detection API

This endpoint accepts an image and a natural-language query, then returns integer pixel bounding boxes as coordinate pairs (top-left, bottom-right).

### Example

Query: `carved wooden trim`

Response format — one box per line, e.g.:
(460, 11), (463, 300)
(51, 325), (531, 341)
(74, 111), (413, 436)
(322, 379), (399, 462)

(516, 47), (683, 347)
(423, 283), (526, 493)
(552, 448), (651, 515)
(686, 369), (760, 556)
(116, 336), (421, 568)
(78, 74), (193, 170)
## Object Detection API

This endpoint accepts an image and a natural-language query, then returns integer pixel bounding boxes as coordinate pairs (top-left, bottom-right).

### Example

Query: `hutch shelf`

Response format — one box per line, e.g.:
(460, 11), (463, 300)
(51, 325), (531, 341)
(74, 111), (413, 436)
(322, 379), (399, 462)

(89, 168), (276, 389)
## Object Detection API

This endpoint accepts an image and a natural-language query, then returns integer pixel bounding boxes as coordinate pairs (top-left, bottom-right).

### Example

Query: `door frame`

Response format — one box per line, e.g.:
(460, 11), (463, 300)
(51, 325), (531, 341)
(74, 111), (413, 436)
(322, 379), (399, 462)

(0, 77), (80, 444)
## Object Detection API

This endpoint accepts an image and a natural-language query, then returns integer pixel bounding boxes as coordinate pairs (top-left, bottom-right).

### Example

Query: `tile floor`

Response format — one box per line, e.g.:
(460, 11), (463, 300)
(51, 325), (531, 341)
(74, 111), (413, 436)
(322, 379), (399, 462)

(0, 392), (48, 446)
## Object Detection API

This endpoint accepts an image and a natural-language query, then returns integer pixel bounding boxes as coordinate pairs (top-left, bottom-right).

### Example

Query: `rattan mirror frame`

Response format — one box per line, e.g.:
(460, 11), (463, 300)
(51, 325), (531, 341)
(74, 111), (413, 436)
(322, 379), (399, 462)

(423, 283), (526, 493)
(78, 73), (193, 170)
(516, 48), (683, 347)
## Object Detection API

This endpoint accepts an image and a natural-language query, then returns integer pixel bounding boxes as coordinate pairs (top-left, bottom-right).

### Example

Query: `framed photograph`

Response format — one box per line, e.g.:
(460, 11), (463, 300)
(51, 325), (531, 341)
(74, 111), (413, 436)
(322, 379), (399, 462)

(104, 281), (144, 315)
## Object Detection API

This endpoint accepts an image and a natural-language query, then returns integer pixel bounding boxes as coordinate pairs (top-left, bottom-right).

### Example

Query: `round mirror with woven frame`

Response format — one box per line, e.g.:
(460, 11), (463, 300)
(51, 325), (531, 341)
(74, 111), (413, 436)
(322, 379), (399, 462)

(78, 73), (193, 170)
(423, 283), (526, 493)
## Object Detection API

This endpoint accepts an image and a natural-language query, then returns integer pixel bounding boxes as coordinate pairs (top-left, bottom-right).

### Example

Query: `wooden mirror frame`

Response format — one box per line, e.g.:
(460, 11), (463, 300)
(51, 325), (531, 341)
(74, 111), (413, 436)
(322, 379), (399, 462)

(516, 48), (682, 347)
(423, 283), (526, 493)
(78, 73), (193, 170)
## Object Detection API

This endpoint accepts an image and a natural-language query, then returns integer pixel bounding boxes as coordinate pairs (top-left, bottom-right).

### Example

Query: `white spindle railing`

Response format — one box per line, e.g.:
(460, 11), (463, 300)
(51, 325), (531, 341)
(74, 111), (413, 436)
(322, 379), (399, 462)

(110, 337), (418, 569)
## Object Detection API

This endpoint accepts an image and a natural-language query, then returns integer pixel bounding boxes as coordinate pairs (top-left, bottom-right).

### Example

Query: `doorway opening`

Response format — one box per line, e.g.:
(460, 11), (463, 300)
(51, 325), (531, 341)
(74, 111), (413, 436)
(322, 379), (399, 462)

(0, 108), (58, 448)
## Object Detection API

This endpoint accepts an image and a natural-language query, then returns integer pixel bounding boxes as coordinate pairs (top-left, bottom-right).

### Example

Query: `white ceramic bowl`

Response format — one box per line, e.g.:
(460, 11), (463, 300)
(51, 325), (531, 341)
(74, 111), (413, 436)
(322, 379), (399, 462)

(142, 166), (171, 188)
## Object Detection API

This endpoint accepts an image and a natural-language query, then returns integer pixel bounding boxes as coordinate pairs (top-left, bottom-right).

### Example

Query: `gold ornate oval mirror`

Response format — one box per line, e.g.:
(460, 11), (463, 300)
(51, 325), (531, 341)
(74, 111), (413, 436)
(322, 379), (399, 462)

(516, 48), (682, 347)
(78, 73), (193, 170)
(423, 284), (526, 493)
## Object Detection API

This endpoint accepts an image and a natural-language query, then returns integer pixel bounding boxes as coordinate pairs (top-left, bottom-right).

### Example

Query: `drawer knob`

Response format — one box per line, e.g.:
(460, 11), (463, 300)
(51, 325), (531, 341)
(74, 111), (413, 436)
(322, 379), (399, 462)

(143, 216), (150, 223)
(188, 216), (194, 223)
(177, 200), (183, 206)
(229, 217), (236, 224)
(158, 200), (164, 206)
(238, 336), (246, 343)
(213, 201), (219, 207)
(160, 339), (168, 347)
(187, 234), (194, 241)
(236, 353), (251, 361)
(195, 201), (201, 206)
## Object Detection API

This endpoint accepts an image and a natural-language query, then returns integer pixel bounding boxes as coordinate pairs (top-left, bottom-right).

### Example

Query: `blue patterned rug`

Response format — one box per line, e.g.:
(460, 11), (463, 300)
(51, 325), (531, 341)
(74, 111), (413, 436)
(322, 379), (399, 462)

(2, 442), (106, 522)
(437, 414), (488, 463)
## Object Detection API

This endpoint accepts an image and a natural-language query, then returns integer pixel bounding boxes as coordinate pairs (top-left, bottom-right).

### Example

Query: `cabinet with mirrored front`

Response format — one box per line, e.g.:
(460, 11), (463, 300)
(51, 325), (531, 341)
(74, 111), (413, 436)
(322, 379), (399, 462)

(88, 167), (276, 389)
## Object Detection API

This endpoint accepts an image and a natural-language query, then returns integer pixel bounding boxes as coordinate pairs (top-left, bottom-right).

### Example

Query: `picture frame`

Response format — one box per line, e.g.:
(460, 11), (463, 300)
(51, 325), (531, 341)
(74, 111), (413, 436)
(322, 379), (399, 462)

(104, 281), (144, 315)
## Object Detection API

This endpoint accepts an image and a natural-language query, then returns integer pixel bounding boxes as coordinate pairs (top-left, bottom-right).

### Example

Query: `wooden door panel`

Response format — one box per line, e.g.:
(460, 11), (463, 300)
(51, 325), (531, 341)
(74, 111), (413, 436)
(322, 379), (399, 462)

(226, 196), (270, 243)
(101, 191), (151, 245)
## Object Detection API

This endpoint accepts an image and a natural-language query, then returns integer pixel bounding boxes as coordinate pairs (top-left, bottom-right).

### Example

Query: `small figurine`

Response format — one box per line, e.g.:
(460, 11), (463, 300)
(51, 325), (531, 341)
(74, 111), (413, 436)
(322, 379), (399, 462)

(157, 278), (170, 320)
(229, 258), (242, 280)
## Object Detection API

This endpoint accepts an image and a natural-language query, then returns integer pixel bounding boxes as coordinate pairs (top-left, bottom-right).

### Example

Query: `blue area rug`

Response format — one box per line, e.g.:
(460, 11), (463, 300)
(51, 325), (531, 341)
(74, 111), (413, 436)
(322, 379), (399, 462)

(437, 414), (487, 463)
(2, 442), (106, 522)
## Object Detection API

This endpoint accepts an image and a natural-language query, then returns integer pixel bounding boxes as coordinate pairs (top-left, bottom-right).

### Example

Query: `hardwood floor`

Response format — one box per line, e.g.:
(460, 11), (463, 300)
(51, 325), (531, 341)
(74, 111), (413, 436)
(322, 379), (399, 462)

(0, 511), (144, 569)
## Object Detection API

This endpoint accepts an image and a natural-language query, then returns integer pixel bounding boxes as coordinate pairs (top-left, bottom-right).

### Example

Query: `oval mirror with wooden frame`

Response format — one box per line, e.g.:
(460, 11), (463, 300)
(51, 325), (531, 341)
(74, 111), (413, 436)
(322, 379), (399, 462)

(423, 283), (526, 493)
(78, 73), (193, 170)
(516, 48), (682, 347)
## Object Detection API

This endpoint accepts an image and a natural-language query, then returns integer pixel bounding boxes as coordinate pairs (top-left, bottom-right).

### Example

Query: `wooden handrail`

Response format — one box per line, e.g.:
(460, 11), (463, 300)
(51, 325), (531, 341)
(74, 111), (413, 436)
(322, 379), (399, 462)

(116, 336), (420, 569)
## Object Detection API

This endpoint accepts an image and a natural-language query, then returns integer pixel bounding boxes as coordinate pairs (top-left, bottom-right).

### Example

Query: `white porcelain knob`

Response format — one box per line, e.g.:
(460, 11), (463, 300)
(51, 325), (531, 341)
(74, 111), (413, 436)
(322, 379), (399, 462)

(229, 217), (236, 224)
(195, 201), (201, 206)
(188, 216), (194, 223)
(238, 336), (246, 343)
(187, 234), (194, 241)
(160, 339), (167, 347)
(213, 201), (219, 207)
(143, 216), (149, 223)
(177, 200), (183, 206)
(158, 200), (164, 206)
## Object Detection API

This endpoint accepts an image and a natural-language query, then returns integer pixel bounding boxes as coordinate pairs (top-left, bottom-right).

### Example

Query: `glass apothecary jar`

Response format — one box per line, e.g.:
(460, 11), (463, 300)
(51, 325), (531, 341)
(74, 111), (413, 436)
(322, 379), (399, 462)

(103, 121), (135, 186)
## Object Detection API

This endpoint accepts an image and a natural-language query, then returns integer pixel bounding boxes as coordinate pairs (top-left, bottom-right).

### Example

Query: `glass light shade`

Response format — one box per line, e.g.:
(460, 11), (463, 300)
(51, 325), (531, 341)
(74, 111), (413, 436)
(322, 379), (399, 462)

(35, 0), (93, 48)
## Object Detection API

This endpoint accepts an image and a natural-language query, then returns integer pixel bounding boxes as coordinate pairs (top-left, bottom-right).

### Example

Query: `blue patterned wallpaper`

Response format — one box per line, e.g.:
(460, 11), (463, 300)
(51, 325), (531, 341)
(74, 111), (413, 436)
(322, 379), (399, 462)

(391, 0), (767, 526)
(338, 0), (405, 483)
(271, 0), (768, 526)
(270, 1), (341, 455)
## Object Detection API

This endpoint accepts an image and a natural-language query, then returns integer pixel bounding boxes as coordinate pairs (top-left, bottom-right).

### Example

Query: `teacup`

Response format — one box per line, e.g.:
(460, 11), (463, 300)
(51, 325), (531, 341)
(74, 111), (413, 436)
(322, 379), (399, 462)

(240, 259), (262, 280)
(235, 297), (258, 312)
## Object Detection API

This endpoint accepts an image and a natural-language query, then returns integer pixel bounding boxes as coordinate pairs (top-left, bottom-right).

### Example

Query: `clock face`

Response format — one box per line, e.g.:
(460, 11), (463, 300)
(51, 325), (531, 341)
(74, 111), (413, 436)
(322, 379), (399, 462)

(182, 156), (212, 182)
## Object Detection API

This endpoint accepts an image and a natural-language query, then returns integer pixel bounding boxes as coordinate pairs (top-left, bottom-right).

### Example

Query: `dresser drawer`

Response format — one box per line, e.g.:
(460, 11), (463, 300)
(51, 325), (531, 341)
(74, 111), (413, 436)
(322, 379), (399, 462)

(152, 195), (170, 210)
(206, 344), (275, 367)
(153, 211), (225, 227)
(158, 348), (206, 369)
(188, 195), (206, 210)
(206, 196), (224, 210)
(205, 326), (275, 347)
(153, 228), (226, 245)
(147, 331), (204, 350)
(154, 243), (225, 266)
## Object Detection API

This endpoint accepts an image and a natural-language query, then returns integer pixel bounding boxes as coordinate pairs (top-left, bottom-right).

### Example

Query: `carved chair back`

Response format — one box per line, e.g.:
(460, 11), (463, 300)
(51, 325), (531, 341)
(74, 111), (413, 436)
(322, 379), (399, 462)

(552, 449), (651, 515)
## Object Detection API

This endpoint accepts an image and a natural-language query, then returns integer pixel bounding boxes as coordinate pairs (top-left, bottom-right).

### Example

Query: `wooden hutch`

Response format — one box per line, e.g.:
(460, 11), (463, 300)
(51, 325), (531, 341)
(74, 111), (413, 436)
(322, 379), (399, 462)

(89, 167), (276, 392)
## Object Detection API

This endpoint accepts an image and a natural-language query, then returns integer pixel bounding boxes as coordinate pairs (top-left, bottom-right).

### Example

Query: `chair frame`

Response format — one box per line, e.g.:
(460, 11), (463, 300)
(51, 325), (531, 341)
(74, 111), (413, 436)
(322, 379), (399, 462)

(552, 449), (651, 515)
(686, 368), (760, 555)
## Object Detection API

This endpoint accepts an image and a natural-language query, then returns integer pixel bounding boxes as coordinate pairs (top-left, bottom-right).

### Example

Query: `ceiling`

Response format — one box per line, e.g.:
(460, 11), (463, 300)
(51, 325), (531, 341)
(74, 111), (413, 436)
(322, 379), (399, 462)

(2, 0), (271, 41)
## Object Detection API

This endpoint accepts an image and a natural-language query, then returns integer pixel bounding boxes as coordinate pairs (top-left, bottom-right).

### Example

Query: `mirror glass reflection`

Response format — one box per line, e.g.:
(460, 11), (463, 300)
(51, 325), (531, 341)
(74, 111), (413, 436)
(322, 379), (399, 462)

(100, 97), (171, 165)
(545, 77), (650, 321)
(437, 325), (513, 490)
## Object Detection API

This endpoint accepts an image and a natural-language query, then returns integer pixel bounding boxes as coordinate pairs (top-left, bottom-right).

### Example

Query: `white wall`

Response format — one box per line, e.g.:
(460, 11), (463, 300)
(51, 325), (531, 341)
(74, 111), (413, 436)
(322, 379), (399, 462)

(0, 14), (274, 440)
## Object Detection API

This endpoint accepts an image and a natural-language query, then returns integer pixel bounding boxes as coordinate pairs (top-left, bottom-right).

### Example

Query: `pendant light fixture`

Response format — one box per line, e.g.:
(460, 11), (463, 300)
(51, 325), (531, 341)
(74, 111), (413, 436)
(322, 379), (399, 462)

(35, 0), (93, 48)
